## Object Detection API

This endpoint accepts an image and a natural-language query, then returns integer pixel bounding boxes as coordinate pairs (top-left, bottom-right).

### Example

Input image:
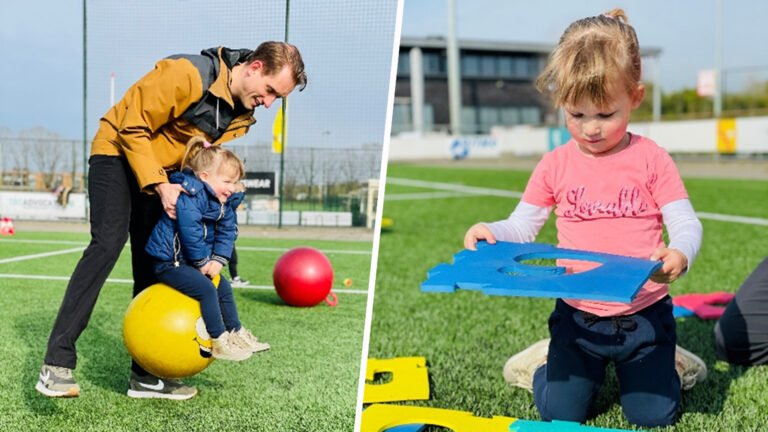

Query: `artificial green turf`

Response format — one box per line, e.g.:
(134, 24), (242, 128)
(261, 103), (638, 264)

(0, 232), (372, 431)
(367, 163), (768, 431)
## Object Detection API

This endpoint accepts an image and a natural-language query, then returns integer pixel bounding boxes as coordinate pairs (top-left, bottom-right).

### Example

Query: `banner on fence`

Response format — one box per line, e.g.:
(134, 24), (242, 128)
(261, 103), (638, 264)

(243, 172), (278, 196)
(0, 191), (86, 220)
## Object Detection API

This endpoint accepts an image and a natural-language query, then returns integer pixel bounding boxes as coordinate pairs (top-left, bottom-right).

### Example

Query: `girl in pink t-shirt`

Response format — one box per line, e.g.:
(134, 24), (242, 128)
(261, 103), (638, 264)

(464, 9), (705, 428)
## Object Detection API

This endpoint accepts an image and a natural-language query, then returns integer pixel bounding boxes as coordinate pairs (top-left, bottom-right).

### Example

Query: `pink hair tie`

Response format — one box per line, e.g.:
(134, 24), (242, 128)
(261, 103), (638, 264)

(203, 140), (212, 148)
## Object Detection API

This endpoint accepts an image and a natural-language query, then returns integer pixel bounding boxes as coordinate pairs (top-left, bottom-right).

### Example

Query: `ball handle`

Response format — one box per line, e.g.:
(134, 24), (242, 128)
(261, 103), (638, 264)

(324, 291), (338, 307)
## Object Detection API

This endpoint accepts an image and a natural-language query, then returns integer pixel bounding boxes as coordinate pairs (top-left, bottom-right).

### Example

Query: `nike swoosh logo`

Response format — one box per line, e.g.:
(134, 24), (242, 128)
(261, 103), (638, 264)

(39, 371), (50, 383)
(139, 379), (164, 391)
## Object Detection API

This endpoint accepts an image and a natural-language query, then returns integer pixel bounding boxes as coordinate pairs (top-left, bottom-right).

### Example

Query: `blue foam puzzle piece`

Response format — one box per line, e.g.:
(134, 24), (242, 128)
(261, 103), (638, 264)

(421, 242), (662, 303)
(510, 419), (645, 431)
(673, 305), (696, 318)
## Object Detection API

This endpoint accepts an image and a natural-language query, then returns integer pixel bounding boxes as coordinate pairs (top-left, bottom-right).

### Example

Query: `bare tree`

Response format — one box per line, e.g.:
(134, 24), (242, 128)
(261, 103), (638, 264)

(293, 147), (318, 202)
(0, 127), (12, 185)
(19, 127), (66, 189)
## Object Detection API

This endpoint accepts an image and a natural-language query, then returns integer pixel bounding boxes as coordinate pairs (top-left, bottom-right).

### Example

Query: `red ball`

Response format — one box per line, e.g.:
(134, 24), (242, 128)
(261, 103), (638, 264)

(273, 247), (336, 307)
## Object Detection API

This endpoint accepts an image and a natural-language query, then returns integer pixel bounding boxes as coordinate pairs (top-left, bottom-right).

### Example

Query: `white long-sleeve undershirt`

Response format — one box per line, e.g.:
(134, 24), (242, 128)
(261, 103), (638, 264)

(483, 198), (702, 272)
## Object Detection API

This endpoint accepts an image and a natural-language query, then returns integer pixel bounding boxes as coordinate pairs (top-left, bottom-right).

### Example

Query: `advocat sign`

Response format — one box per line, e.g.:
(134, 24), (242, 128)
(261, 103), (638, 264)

(0, 191), (86, 221)
(450, 136), (500, 159)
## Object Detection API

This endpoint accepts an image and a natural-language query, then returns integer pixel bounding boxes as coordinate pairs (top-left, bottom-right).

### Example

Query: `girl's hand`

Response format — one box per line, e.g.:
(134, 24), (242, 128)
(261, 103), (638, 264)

(198, 261), (213, 275)
(649, 248), (688, 284)
(464, 223), (496, 250)
(206, 261), (223, 278)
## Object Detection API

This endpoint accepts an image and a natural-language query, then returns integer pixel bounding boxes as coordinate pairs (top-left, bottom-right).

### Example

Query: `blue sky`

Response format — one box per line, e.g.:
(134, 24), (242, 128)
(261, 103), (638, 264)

(0, 0), (400, 145)
(2, 1), (768, 140)
(402, 0), (768, 93)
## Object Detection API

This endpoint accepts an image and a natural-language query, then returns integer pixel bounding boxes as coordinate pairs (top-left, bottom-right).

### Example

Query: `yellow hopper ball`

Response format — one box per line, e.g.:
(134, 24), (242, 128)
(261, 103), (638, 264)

(123, 274), (220, 379)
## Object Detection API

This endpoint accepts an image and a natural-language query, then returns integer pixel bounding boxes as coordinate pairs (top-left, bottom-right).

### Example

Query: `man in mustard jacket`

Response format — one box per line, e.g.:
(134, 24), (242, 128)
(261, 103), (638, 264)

(36, 42), (306, 400)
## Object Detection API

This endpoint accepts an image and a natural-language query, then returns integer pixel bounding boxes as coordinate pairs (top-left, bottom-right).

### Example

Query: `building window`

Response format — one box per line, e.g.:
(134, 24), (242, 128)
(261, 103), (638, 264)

(500, 107), (521, 124)
(392, 101), (412, 134)
(480, 56), (496, 76)
(479, 106), (500, 125)
(498, 56), (514, 77)
(391, 100), (435, 134)
(398, 52), (410, 76)
(520, 106), (541, 124)
(461, 54), (481, 77)
(423, 52), (446, 76)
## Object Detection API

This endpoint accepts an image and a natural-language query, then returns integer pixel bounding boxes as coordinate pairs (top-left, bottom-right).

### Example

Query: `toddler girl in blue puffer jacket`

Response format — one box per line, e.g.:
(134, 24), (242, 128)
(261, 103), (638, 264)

(145, 136), (269, 361)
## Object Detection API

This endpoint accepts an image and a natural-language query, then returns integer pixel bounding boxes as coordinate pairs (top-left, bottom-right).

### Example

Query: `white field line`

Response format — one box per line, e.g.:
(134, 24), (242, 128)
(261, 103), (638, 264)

(0, 247), (84, 264)
(237, 246), (371, 255)
(0, 239), (88, 245)
(695, 212), (768, 226)
(0, 239), (370, 255)
(385, 191), (474, 201)
(387, 177), (523, 198)
(386, 177), (768, 226)
(0, 273), (368, 294)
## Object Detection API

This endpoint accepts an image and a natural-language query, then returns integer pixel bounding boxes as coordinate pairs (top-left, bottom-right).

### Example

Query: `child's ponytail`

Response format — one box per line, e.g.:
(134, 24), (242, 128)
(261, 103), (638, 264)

(181, 136), (208, 172)
(181, 136), (245, 179)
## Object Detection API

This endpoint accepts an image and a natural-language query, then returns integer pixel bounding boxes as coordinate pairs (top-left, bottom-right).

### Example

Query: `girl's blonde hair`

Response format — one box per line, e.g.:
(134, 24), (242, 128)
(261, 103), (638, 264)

(181, 136), (245, 179)
(536, 8), (641, 107)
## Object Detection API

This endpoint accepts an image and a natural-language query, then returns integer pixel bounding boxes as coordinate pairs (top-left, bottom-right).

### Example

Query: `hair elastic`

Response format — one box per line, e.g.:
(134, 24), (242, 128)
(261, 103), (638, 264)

(203, 140), (212, 148)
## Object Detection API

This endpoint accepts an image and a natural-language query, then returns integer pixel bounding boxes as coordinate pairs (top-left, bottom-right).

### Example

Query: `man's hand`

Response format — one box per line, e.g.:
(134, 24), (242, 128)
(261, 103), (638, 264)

(649, 247), (688, 284)
(154, 182), (186, 220)
(463, 223), (497, 250)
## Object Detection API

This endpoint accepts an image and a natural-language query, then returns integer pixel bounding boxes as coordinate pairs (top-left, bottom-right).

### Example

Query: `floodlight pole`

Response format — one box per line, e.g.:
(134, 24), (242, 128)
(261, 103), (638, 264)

(278, 0), (290, 228)
(82, 0), (88, 194)
(409, 47), (424, 134)
(714, 0), (723, 117)
(446, 0), (462, 135)
(652, 55), (661, 122)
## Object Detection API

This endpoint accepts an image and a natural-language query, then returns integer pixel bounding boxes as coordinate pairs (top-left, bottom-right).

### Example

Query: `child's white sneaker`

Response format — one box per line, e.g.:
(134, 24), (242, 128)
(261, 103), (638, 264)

(502, 338), (550, 392)
(212, 332), (252, 361)
(232, 327), (271, 353)
(675, 345), (707, 390)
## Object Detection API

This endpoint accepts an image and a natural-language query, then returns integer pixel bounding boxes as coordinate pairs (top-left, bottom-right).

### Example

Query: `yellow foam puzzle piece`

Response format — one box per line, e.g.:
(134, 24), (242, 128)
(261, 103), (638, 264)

(364, 357), (430, 403)
(361, 404), (517, 432)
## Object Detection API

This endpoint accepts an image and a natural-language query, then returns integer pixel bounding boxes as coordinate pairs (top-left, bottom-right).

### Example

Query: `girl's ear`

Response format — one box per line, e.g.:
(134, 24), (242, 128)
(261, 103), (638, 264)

(631, 83), (646, 109)
(198, 171), (210, 181)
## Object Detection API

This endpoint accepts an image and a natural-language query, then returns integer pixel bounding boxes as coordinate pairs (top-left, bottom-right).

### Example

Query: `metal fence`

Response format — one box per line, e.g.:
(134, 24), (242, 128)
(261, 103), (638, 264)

(0, 136), (381, 221)
(0, 136), (84, 191)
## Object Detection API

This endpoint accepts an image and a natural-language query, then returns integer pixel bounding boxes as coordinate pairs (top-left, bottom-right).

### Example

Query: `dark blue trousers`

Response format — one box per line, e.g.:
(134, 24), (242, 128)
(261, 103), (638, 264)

(153, 261), (241, 339)
(533, 297), (680, 427)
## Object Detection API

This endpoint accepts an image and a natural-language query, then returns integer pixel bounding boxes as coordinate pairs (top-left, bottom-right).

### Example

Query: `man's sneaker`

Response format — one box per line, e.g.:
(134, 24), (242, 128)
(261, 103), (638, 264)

(127, 372), (197, 400)
(675, 345), (707, 390)
(212, 332), (252, 361)
(502, 338), (550, 393)
(35, 364), (80, 398)
(231, 276), (249, 287)
(231, 327), (271, 353)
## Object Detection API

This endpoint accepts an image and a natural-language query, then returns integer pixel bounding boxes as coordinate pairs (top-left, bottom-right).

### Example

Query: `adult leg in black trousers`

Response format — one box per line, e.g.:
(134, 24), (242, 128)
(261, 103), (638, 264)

(714, 257), (768, 366)
(45, 156), (162, 376)
(44, 156), (133, 369)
